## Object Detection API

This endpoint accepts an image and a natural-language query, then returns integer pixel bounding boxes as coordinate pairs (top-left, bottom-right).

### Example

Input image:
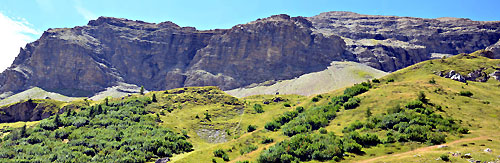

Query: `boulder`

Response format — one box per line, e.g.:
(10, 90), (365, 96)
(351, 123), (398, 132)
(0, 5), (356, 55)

(155, 158), (170, 163)
(490, 70), (500, 81)
(450, 73), (467, 83)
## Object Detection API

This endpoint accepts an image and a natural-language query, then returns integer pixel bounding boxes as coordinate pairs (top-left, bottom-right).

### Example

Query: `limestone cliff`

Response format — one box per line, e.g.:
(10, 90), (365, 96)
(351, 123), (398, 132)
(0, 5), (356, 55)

(0, 12), (499, 98)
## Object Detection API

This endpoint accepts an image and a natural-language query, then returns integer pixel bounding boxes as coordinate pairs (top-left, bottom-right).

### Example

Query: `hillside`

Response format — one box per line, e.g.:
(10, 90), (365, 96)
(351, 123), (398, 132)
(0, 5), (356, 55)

(0, 52), (498, 162)
(1, 12), (499, 101)
(225, 61), (387, 97)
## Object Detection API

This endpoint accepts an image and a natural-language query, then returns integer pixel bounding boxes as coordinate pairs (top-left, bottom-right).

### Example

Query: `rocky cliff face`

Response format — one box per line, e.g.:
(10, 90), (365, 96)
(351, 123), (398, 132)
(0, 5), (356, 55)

(308, 11), (500, 71)
(0, 100), (54, 122)
(0, 12), (499, 98)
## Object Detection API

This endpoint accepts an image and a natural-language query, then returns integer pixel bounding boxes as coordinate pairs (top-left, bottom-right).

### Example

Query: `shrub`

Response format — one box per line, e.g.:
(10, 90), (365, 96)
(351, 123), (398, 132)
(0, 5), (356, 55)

(319, 128), (328, 134)
(344, 141), (362, 154)
(427, 132), (446, 145)
(440, 154), (450, 161)
(39, 119), (57, 130)
(213, 149), (226, 157)
(283, 103), (291, 107)
(417, 91), (428, 103)
(331, 95), (351, 105)
(264, 121), (281, 131)
(343, 97), (361, 109)
(312, 97), (319, 102)
(222, 153), (230, 161)
(458, 91), (473, 97)
(344, 85), (369, 97)
(152, 94), (157, 102)
(253, 104), (264, 113)
(372, 78), (380, 83)
(405, 100), (424, 109)
(457, 127), (469, 134)
(387, 78), (395, 82)
(295, 106), (304, 113)
(247, 125), (257, 132)
(429, 78), (436, 84)
(239, 144), (258, 155)
(261, 137), (274, 144)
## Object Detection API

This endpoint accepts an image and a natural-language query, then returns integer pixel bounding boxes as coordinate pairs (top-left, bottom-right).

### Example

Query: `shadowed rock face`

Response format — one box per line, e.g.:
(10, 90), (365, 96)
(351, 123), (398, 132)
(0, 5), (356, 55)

(0, 100), (53, 122)
(308, 11), (500, 71)
(1, 12), (499, 97)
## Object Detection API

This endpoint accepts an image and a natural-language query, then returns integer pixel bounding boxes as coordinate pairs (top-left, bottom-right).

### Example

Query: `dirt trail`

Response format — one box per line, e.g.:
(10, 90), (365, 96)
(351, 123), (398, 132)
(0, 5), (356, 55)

(357, 136), (488, 163)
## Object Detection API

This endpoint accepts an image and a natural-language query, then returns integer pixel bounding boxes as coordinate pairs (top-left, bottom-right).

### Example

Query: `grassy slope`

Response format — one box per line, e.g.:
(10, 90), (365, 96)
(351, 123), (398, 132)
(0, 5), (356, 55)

(174, 53), (499, 163)
(321, 54), (500, 162)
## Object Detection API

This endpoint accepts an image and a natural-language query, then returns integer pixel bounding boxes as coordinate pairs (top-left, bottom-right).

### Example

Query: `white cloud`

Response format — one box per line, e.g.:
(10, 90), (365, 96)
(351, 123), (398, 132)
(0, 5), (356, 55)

(74, 0), (97, 21)
(0, 12), (40, 72)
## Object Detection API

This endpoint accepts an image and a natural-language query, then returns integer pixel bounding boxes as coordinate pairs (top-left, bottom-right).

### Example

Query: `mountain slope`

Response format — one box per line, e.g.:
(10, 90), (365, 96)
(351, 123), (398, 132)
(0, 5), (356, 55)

(0, 52), (498, 162)
(225, 61), (387, 97)
(1, 12), (499, 100)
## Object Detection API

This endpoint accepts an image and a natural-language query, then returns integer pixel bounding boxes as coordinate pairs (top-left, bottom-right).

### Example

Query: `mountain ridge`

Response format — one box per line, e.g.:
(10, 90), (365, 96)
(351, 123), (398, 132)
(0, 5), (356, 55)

(1, 11), (499, 99)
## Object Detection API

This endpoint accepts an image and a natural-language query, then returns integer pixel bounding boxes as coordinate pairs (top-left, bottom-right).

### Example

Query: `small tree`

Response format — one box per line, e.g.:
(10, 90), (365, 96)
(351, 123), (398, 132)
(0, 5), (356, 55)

(104, 97), (109, 106)
(140, 86), (145, 95)
(152, 94), (157, 102)
(54, 114), (61, 127)
(417, 91), (428, 103)
(20, 124), (27, 138)
(366, 108), (372, 118)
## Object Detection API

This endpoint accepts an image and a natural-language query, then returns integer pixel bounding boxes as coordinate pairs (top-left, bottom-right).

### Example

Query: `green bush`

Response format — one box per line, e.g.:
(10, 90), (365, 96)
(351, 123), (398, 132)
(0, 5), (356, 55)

(372, 78), (380, 83)
(295, 106), (304, 113)
(283, 103), (291, 107)
(239, 144), (258, 155)
(312, 97), (319, 102)
(457, 127), (469, 134)
(405, 100), (424, 109)
(344, 84), (369, 97)
(264, 121), (281, 131)
(247, 125), (257, 132)
(261, 137), (274, 144)
(253, 104), (264, 113)
(440, 154), (450, 161)
(258, 133), (344, 162)
(213, 149), (226, 157)
(343, 97), (361, 109)
(331, 95), (351, 106)
(387, 78), (395, 82)
(222, 153), (230, 161)
(459, 91), (473, 97)
(319, 128), (328, 134)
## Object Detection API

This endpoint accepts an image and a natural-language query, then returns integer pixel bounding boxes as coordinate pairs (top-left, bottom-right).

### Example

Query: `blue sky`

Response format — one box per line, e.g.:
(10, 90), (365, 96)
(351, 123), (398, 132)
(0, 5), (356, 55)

(0, 0), (499, 71)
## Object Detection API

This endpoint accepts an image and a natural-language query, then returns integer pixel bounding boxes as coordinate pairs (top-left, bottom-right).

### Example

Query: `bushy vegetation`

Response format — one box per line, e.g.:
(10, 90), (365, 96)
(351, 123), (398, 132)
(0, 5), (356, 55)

(258, 133), (344, 162)
(282, 105), (338, 136)
(259, 81), (470, 163)
(247, 125), (257, 132)
(0, 96), (192, 162)
(253, 104), (264, 113)
(458, 91), (473, 97)
(264, 110), (299, 131)
(239, 144), (258, 155)
(263, 83), (371, 137)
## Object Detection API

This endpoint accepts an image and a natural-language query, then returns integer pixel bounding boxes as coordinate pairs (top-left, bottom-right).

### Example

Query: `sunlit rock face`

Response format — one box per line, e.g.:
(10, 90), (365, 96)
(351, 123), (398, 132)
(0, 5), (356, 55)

(1, 12), (499, 97)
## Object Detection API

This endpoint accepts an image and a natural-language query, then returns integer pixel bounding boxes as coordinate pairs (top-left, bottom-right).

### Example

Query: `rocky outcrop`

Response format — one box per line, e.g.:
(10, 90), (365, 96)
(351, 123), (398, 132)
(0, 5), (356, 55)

(466, 68), (490, 82)
(308, 11), (500, 71)
(486, 39), (500, 59)
(0, 100), (55, 122)
(0, 12), (499, 98)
